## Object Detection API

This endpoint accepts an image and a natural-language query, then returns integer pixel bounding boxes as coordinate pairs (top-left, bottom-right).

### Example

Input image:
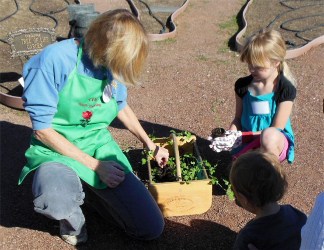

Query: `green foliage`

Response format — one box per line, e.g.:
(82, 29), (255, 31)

(223, 180), (235, 201)
(179, 153), (202, 182)
(219, 15), (238, 33)
(148, 133), (157, 141)
(141, 148), (154, 165)
(209, 167), (234, 200)
(141, 130), (234, 200)
(155, 38), (176, 44)
(170, 130), (193, 142)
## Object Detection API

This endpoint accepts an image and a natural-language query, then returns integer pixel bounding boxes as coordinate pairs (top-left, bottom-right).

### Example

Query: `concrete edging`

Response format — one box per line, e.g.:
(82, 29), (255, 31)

(235, 0), (324, 59)
(0, 0), (190, 109)
(125, 0), (190, 41)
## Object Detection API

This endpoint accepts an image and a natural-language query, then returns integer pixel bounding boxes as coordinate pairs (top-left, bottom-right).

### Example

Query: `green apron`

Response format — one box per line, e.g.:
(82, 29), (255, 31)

(18, 45), (132, 189)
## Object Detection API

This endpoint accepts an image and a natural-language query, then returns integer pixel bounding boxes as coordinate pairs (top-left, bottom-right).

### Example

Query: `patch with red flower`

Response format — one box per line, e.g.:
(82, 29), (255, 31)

(81, 110), (93, 127)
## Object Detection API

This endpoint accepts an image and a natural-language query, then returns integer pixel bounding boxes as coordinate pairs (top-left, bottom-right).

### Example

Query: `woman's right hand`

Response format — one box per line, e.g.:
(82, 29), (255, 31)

(154, 146), (169, 167)
(96, 161), (125, 188)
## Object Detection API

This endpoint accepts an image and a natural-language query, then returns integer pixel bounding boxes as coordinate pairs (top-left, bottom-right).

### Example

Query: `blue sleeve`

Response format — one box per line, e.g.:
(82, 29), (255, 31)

(22, 67), (59, 130)
(22, 39), (76, 130)
(113, 80), (128, 111)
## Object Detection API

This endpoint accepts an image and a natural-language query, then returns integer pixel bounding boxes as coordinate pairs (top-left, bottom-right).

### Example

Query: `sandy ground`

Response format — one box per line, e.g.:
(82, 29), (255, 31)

(0, 0), (323, 249)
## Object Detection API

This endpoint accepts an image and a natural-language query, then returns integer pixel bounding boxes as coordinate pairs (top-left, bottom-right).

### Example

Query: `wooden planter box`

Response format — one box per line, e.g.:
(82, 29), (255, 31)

(147, 134), (212, 217)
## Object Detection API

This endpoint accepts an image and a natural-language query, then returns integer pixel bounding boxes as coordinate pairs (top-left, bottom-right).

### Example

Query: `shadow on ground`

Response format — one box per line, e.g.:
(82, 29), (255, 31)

(228, 0), (248, 51)
(1, 120), (235, 249)
(76, 216), (237, 249)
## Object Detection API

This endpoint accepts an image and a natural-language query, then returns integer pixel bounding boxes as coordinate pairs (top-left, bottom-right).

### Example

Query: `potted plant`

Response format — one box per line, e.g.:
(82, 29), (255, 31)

(141, 131), (232, 217)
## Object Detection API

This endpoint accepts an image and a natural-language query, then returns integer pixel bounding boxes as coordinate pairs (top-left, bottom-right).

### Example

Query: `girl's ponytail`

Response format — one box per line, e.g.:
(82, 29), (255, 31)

(280, 61), (296, 87)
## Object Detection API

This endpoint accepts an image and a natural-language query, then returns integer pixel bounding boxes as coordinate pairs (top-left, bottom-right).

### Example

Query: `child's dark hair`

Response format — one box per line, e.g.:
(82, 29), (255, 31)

(230, 150), (288, 207)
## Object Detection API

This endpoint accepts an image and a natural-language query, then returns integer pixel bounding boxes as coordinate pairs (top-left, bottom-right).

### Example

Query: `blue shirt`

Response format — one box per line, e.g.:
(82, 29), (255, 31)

(22, 38), (127, 130)
(233, 205), (307, 250)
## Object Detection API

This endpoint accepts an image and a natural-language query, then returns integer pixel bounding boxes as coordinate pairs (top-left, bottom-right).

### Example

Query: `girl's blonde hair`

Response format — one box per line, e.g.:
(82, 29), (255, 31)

(230, 150), (288, 208)
(240, 29), (296, 86)
(84, 9), (149, 86)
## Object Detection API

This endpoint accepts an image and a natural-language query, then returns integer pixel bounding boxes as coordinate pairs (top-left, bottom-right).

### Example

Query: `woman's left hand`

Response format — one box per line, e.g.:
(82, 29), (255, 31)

(154, 146), (169, 167)
(117, 105), (169, 167)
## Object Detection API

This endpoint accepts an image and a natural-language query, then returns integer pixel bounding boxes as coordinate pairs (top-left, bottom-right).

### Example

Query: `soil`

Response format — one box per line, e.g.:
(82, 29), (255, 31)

(1, 0), (323, 250)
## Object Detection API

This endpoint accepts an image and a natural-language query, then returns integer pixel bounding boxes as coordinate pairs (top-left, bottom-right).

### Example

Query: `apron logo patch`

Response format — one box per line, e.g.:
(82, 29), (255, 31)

(81, 110), (93, 127)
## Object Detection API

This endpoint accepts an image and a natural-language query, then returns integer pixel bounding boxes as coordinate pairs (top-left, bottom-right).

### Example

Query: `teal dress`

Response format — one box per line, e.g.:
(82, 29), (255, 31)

(234, 74), (296, 163)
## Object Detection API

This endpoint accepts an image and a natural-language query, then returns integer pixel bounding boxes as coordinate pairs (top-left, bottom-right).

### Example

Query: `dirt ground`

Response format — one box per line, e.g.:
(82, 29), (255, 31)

(0, 0), (323, 249)
(243, 0), (324, 48)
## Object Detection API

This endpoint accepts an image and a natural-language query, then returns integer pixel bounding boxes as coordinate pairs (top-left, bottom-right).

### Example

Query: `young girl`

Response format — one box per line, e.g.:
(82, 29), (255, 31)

(228, 29), (297, 163)
(230, 151), (307, 249)
(18, 9), (168, 245)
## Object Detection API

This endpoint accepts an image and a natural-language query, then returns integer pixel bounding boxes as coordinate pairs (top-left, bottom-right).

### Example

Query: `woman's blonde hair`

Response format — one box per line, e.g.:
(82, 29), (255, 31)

(240, 29), (296, 86)
(84, 9), (149, 86)
(230, 150), (288, 207)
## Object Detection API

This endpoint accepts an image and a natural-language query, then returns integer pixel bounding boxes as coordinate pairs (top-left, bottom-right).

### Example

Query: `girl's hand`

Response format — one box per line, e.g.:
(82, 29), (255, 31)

(96, 161), (125, 188)
(208, 130), (242, 152)
(153, 146), (169, 167)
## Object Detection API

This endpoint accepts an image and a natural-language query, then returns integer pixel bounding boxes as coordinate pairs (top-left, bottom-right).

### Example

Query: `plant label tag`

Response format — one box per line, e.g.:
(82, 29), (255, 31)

(251, 101), (270, 115)
(8, 28), (56, 58)
(102, 84), (113, 103)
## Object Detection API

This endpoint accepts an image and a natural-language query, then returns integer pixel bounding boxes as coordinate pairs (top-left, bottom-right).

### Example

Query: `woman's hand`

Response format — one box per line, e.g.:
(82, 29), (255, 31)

(117, 105), (169, 167)
(34, 129), (125, 189)
(95, 161), (125, 188)
(153, 146), (169, 167)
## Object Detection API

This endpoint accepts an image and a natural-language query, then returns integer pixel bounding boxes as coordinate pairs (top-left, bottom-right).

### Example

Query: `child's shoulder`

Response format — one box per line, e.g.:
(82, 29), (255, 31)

(235, 75), (253, 86)
(278, 74), (296, 90)
(234, 205), (307, 250)
(281, 205), (307, 231)
(234, 75), (253, 98)
(275, 74), (297, 102)
(281, 204), (306, 215)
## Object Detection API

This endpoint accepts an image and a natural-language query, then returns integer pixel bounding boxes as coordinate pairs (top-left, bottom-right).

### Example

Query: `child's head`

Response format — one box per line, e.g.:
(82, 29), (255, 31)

(240, 29), (286, 68)
(230, 151), (287, 211)
(84, 9), (149, 86)
(240, 29), (296, 85)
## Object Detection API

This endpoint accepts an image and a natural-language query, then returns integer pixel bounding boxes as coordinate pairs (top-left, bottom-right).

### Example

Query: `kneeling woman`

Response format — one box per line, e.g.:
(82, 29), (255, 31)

(18, 9), (169, 245)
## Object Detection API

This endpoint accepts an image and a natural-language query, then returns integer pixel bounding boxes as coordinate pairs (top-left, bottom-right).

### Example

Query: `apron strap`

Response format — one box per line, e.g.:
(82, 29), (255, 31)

(76, 39), (110, 81)
(76, 39), (84, 68)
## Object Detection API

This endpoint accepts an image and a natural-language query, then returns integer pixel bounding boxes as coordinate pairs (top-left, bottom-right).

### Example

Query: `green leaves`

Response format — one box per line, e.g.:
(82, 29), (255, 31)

(141, 158), (147, 165)
(141, 130), (234, 200)
(170, 130), (193, 141)
(179, 153), (200, 182)
(223, 180), (235, 201)
(202, 159), (234, 201)
(141, 148), (154, 164)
